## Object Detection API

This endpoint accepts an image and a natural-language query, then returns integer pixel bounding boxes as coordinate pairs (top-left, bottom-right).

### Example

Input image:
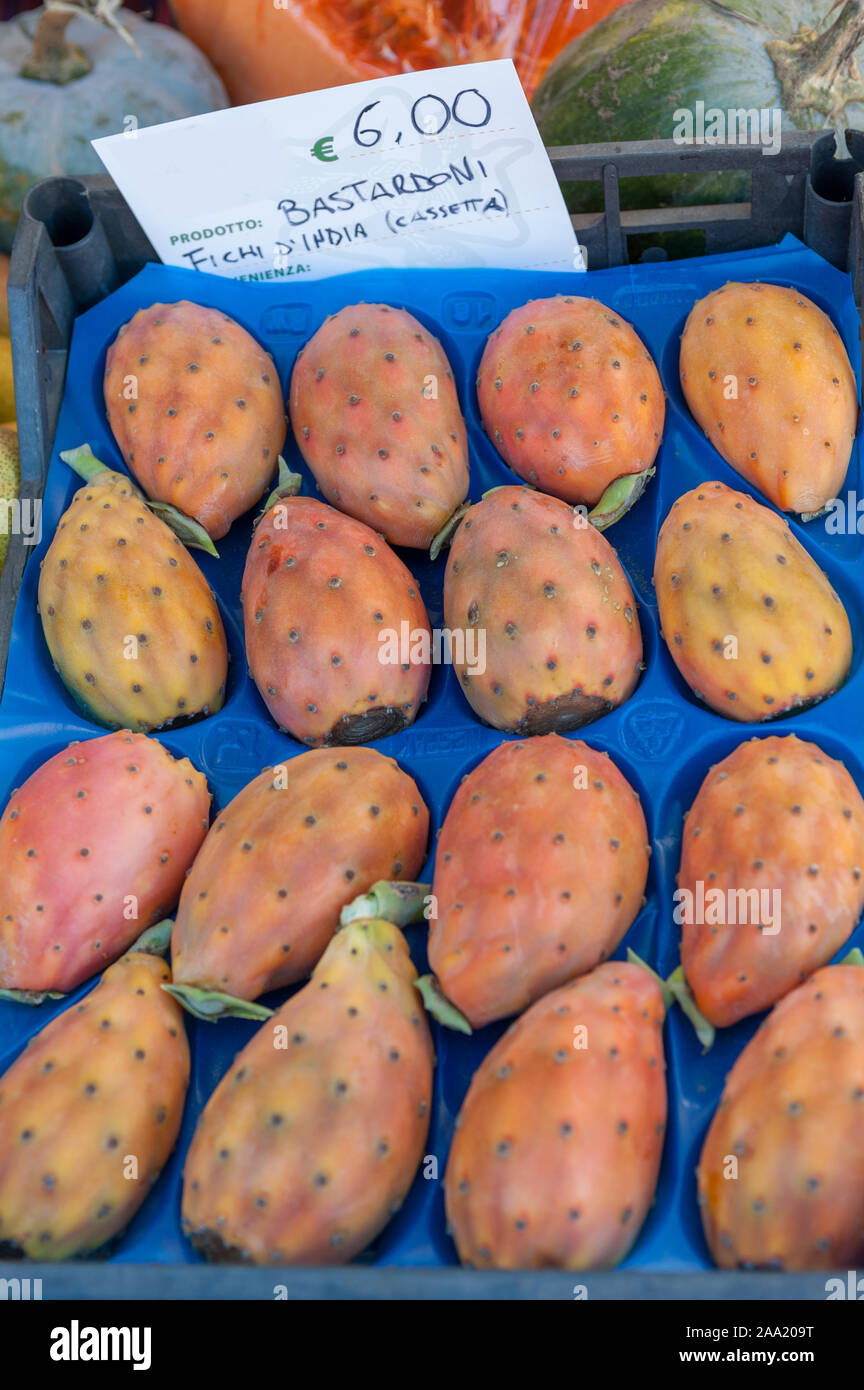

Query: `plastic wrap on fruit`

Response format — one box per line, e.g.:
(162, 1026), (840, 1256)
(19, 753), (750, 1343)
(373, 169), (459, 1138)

(169, 0), (628, 104)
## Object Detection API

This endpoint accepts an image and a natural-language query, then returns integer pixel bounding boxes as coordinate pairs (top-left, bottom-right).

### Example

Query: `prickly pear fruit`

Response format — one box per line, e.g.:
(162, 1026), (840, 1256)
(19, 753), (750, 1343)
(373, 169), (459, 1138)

(445, 961), (667, 1270)
(429, 735), (650, 1027)
(0, 924), (189, 1260)
(679, 735), (864, 1028)
(476, 296), (664, 517)
(243, 492), (431, 745)
(104, 301), (286, 539)
(680, 282), (857, 517)
(181, 917), (434, 1264)
(698, 959), (864, 1270)
(443, 486), (642, 733)
(289, 302), (469, 549)
(169, 746), (429, 1012)
(38, 447), (228, 732)
(0, 731), (210, 998)
(654, 481), (852, 722)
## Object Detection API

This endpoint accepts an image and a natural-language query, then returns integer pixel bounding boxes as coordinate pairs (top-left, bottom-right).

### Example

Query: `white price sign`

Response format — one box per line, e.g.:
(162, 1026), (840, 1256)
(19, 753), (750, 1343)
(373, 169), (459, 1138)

(92, 60), (582, 282)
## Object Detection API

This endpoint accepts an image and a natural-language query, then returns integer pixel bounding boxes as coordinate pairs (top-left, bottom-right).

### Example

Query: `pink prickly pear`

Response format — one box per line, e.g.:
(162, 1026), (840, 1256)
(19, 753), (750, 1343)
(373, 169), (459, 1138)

(105, 300), (286, 540)
(429, 734), (650, 1026)
(698, 957), (864, 1270)
(679, 734), (864, 1028)
(443, 485), (643, 733)
(476, 295), (664, 524)
(0, 731), (210, 1000)
(168, 746), (429, 1019)
(445, 961), (667, 1269)
(242, 479), (431, 745)
(289, 302), (469, 549)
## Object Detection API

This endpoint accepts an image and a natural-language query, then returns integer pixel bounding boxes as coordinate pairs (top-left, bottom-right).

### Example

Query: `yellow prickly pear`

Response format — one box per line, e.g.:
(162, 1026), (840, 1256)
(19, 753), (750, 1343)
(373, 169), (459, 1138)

(181, 916), (434, 1264)
(0, 922), (189, 1260)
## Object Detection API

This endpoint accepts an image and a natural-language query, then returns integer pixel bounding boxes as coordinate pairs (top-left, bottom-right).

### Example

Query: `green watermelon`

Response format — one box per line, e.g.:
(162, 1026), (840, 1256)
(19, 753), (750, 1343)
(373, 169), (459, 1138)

(533, 0), (864, 213)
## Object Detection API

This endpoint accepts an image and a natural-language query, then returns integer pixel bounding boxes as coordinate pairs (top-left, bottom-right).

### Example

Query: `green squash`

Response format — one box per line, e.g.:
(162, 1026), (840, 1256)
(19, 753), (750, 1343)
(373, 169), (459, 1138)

(533, 0), (864, 213)
(0, 5), (228, 251)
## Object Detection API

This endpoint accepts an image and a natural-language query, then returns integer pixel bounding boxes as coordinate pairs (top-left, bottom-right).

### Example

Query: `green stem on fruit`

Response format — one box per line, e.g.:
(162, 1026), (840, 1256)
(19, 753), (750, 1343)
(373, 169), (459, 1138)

(626, 947), (674, 1010)
(128, 918), (173, 957)
(339, 880), (432, 929)
(261, 456), (303, 516)
(415, 974), (473, 1034)
(0, 986), (64, 1006)
(840, 947), (864, 966)
(59, 443), (219, 557)
(589, 467), (655, 531)
(161, 982), (274, 1023)
(665, 965), (715, 1053)
(146, 501), (219, 557)
(60, 442), (111, 484)
(429, 502), (471, 561)
(480, 483), (526, 500)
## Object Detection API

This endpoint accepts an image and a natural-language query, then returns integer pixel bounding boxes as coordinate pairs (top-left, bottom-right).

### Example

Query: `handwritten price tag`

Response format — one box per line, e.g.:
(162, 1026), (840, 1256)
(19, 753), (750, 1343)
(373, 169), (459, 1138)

(92, 60), (582, 282)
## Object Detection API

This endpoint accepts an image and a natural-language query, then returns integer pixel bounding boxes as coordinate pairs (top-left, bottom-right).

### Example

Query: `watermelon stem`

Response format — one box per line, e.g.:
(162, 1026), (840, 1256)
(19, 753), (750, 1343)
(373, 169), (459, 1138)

(765, 0), (864, 125)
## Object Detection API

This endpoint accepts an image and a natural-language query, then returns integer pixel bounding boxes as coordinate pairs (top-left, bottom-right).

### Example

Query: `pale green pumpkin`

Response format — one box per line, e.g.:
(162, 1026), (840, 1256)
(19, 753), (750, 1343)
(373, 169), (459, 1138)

(0, 4), (228, 251)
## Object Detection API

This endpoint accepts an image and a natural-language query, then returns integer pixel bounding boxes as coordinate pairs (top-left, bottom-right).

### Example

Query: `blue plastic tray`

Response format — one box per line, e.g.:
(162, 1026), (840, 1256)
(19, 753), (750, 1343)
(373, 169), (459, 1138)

(1, 234), (862, 1274)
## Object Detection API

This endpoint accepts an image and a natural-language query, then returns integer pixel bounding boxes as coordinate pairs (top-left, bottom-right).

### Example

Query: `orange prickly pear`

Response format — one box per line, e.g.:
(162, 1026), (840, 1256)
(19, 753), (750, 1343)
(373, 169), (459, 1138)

(289, 302), (469, 549)
(477, 295), (664, 525)
(38, 445), (228, 732)
(679, 734), (864, 1028)
(104, 300), (286, 540)
(654, 481), (852, 721)
(167, 746), (429, 1020)
(445, 961), (667, 1270)
(698, 956), (864, 1270)
(0, 922), (189, 1260)
(443, 486), (643, 734)
(181, 916), (434, 1264)
(428, 734), (650, 1027)
(242, 477), (431, 745)
(0, 730), (210, 1001)
(680, 282), (857, 517)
